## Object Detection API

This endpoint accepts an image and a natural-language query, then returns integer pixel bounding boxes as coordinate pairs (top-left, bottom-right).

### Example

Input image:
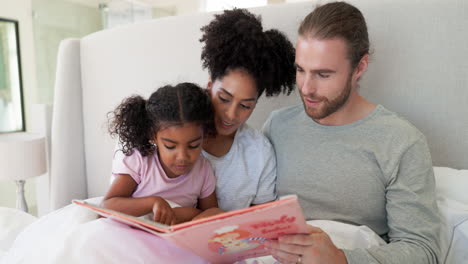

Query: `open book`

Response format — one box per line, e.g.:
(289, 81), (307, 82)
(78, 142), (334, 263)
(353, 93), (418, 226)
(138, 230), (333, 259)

(73, 195), (308, 264)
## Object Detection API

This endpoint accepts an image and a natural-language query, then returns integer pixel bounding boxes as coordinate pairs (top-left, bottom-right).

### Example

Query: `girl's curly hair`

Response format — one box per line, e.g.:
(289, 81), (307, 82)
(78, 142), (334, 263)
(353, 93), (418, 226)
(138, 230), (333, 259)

(200, 8), (296, 97)
(108, 83), (215, 156)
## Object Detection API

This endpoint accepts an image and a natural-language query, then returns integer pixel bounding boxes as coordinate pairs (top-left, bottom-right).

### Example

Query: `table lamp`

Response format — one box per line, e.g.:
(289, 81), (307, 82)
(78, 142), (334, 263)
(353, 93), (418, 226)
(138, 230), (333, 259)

(0, 132), (47, 213)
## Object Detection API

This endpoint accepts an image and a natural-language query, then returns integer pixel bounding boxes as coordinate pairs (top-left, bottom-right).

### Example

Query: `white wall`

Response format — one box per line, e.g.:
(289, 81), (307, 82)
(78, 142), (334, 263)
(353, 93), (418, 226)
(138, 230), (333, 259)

(32, 0), (102, 105)
(0, 0), (39, 215)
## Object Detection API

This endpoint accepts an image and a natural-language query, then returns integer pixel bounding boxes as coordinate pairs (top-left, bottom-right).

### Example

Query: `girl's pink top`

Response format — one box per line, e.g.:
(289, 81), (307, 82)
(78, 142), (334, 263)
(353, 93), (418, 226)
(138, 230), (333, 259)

(112, 148), (216, 207)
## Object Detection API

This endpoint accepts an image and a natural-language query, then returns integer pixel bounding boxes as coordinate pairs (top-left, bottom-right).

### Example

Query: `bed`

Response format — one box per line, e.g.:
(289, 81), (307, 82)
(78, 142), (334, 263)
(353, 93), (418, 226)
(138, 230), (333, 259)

(1, 0), (467, 263)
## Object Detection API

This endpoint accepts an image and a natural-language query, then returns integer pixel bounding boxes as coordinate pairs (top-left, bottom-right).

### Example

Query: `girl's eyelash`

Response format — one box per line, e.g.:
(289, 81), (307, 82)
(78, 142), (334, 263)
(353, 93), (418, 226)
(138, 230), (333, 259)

(189, 144), (200, 149)
(219, 96), (229, 102)
(164, 145), (175, 149)
(240, 104), (251, 109)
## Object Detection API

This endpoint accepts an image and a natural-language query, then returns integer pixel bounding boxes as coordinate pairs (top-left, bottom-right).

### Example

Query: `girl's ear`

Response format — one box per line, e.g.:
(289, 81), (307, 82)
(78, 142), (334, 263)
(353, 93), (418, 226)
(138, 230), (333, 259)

(151, 133), (158, 144)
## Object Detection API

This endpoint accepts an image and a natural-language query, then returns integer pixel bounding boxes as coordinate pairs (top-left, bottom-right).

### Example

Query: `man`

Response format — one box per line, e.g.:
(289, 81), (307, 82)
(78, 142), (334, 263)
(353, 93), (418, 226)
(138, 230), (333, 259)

(263, 2), (440, 264)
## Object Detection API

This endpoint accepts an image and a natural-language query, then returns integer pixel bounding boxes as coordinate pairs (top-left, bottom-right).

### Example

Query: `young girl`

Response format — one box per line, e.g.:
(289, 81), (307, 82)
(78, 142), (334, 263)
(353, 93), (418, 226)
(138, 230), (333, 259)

(102, 82), (219, 225)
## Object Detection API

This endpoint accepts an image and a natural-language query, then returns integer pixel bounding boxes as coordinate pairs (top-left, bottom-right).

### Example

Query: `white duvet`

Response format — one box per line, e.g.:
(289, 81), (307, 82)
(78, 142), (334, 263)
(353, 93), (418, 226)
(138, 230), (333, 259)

(0, 197), (387, 264)
(3, 166), (467, 263)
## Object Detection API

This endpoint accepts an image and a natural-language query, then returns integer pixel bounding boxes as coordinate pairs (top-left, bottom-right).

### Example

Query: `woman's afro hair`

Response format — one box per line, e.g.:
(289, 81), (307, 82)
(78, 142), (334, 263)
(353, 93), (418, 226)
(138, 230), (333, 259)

(200, 8), (296, 97)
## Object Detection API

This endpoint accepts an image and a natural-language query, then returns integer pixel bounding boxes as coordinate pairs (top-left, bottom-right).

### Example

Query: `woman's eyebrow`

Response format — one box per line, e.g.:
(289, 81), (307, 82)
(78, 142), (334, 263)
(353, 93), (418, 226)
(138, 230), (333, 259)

(220, 88), (233, 97)
(220, 88), (256, 102)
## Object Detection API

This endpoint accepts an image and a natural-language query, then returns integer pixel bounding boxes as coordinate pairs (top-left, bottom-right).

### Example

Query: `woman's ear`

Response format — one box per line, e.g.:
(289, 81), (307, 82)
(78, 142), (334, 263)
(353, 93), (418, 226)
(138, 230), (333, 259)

(206, 79), (213, 91)
(206, 79), (213, 97)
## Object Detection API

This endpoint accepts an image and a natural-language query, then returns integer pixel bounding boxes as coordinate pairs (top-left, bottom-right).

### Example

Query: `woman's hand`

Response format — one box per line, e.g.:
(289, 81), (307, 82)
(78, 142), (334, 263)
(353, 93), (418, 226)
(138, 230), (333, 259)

(172, 207), (202, 223)
(192, 207), (225, 221)
(152, 197), (176, 225)
(264, 225), (347, 264)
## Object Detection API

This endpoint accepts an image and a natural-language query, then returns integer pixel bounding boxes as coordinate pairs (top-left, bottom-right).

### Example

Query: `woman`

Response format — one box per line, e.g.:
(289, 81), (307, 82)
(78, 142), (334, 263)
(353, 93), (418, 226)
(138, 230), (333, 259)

(200, 9), (296, 211)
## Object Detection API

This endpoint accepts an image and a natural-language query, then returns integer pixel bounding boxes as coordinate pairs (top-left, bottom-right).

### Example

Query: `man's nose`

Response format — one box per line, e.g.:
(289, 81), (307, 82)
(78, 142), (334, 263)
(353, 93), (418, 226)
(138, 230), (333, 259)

(300, 74), (317, 95)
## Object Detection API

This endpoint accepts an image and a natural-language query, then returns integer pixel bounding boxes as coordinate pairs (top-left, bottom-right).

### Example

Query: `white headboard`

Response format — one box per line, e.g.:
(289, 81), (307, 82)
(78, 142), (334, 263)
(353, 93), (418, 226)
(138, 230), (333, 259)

(50, 0), (468, 210)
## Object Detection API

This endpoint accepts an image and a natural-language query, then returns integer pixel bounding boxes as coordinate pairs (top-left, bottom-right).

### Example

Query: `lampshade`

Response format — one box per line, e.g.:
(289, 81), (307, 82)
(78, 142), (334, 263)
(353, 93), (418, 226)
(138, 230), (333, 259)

(0, 132), (47, 180)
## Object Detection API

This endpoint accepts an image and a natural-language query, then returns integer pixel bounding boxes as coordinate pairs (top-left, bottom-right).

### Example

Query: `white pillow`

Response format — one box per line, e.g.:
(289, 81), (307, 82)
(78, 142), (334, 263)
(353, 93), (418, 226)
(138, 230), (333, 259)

(433, 166), (468, 264)
(0, 207), (37, 252)
(433, 166), (468, 204)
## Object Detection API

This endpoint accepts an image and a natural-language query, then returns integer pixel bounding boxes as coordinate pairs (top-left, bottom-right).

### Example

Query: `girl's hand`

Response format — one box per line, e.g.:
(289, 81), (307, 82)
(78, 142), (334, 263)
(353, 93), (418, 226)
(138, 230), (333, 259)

(152, 197), (176, 225)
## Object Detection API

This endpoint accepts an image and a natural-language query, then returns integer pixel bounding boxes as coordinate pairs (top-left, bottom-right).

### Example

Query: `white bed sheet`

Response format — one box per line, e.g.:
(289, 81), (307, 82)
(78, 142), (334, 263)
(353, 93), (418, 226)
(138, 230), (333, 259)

(3, 197), (468, 264)
(3, 180), (468, 264)
(1, 197), (387, 264)
(1, 197), (207, 264)
(2, 187), (468, 264)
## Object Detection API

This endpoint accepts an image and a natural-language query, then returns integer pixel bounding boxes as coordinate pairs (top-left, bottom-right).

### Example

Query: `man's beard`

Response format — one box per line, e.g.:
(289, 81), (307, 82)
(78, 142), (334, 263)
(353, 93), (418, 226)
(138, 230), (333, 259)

(301, 75), (352, 121)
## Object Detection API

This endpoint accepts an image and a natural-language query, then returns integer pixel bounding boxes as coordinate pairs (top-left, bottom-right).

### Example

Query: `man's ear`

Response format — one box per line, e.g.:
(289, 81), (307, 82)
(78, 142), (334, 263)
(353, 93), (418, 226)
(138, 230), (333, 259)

(353, 54), (369, 82)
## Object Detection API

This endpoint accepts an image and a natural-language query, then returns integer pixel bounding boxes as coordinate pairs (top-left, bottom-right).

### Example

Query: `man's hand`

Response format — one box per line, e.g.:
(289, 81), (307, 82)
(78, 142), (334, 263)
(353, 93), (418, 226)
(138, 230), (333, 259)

(264, 225), (348, 264)
(152, 197), (176, 225)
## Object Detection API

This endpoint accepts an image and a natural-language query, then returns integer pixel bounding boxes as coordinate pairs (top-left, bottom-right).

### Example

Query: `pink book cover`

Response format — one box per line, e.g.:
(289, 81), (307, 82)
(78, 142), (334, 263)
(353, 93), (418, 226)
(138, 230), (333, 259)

(73, 195), (308, 264)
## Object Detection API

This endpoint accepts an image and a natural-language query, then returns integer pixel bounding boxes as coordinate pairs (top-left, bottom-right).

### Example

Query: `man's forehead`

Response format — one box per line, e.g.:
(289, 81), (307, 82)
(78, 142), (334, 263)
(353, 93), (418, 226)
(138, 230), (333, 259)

(296, 36), (348, 56)
(295, 36), (350, 68)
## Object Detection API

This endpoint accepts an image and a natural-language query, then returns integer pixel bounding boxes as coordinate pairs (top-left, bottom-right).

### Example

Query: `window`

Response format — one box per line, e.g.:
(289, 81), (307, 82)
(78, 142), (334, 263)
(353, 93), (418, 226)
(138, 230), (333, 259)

(203, 0), (268, 12)
(0, 18), (24, 133)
